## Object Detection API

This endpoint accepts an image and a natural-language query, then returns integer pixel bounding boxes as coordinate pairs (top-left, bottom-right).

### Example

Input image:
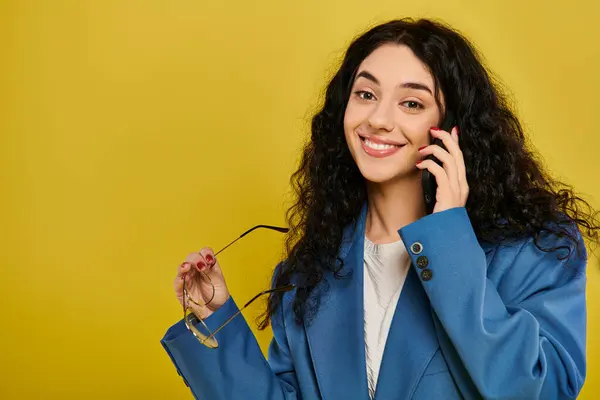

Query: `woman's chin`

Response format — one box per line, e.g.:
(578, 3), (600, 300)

(358, 165), (418, 185)
(360, 169), (401, 184)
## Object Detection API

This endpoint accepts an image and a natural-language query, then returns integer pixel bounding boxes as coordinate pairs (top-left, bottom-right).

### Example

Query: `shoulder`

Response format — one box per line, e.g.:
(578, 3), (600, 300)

(270, 261), (298, 304)
(485, 219), (587, 305)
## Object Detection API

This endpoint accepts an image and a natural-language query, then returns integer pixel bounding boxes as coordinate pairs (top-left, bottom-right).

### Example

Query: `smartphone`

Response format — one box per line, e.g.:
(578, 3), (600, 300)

(421, 110), (455, 215)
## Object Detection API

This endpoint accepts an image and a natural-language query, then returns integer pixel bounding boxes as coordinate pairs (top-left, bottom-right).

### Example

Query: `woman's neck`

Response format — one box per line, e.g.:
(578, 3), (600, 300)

(365, 173), (426, 244)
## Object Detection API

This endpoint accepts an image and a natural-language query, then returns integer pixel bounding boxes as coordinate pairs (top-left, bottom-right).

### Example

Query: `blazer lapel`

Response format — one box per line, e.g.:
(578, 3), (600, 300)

(304, 206), (370, 400)
(303, 206), (484, 400)
(373, 266), (439, 400)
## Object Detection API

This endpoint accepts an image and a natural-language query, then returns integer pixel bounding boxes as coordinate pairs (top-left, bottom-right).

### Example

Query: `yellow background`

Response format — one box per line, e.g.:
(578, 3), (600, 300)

(1, 1), (598, 398)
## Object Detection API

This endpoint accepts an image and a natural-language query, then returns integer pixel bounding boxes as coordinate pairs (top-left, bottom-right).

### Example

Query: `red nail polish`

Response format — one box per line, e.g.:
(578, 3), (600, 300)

(418, 146), (427, 151)
(206, 254), (214, 264)
(196, 260), (206, 270)
(416, 160), (424, 165)
(430, 126), (441, 131)
(455, 126), (459, 136)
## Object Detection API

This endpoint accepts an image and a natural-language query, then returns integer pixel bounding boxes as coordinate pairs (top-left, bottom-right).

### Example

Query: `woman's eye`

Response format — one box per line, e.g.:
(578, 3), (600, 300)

(354, 90), (375, 101)
(401, 100), (423, 109)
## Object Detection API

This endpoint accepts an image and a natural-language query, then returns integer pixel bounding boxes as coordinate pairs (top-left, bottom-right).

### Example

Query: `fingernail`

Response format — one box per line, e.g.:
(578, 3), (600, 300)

(205, 254), (214, 264)
(196, 260), (206, 270)
(416, 160), (424, 165)
(455, 126), (459, 136)
(430, 126), (441, 131)
(418, 146), (427, 151)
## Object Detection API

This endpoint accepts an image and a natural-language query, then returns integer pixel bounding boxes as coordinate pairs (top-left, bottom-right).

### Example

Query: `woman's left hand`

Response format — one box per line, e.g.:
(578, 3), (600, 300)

(416, 126), (469, 214)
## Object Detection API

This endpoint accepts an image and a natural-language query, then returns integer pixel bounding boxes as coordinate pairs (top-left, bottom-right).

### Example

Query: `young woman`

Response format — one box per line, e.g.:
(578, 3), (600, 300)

(161, 18), (599, 399)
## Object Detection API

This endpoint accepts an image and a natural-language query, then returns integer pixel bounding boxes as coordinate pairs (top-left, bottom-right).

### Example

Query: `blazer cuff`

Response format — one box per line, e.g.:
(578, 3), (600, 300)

(162, 295), (242, 343)
(398, 207), (485, 288)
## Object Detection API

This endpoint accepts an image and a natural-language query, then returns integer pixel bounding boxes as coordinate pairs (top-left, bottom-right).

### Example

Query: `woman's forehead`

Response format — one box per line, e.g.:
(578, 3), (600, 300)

(356, 44), (435, 88)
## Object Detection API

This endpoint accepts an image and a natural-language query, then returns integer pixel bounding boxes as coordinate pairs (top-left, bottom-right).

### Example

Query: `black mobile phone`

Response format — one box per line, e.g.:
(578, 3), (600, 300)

(421, 110), (456, 215)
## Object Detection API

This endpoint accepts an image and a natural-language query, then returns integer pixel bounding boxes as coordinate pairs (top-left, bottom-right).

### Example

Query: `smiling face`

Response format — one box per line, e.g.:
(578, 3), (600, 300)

(344, 43), (444, 184)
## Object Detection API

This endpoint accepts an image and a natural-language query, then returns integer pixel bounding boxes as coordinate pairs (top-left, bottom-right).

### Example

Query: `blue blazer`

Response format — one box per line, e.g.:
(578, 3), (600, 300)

(161, 207), (586, 399)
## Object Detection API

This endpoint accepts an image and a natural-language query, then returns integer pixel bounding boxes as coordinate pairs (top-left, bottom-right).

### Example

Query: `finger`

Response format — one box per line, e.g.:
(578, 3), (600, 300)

(175, 263), (192, 298)
(451, 126), (459, 143)
(432, 126), (467, 193)
(198, 247), (216, 269)
(448, 126), (468, 193)
(416, 159), (449, 190)
(418, 144), (459, 192)
(430, 127), (462, 160)
(176, 261), (196, 285)
(184, 251), (208, 272)
(174, 273), (184, 296)
(177, 261), (194, 277)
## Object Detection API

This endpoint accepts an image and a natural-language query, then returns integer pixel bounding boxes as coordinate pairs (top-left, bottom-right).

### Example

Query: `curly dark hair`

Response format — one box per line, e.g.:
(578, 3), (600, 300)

(257, 18), (600, 330)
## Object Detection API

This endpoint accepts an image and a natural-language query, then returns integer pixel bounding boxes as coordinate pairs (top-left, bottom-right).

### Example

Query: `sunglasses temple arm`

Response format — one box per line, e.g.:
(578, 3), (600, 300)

(214, 237), (242, 256)
(203, 286), (293, 342)
(203, 306), (246, 341)
(203, 289), (272, 340)
(214, 225), (288, 257)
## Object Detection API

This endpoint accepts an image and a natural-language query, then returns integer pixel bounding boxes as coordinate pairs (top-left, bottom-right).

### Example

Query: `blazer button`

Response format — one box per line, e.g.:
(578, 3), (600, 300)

(416, 255), (429, 269)
(410, 242), (423, 254)
(421, 269), (433, 281)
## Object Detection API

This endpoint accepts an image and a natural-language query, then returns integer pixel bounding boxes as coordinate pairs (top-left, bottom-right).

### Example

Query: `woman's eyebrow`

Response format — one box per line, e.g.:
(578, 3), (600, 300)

(355, 70), (432, 95)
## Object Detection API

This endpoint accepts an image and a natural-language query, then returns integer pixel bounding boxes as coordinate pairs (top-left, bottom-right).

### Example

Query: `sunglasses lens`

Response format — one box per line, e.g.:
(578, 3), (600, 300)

(184, 307), (219, 348)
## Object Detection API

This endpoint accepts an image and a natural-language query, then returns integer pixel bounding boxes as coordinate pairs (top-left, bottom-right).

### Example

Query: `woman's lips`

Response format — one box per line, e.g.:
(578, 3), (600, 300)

(358, 133), (405, 158)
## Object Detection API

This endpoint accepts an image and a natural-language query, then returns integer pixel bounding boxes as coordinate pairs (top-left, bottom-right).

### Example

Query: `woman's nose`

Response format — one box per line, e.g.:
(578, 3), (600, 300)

(367, 102), (394, 132)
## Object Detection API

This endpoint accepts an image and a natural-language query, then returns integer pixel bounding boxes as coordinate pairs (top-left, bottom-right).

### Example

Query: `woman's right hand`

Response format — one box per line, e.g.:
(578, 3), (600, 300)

(174, 247), (231, 320)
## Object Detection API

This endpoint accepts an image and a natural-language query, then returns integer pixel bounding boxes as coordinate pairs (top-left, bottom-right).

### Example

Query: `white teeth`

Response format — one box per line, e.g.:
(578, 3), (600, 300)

(364, 139), (398, 150)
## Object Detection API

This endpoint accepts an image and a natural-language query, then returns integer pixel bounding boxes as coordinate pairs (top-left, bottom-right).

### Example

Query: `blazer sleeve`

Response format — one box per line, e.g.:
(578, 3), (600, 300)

(398, 207), (587, 400)
(160, 294), (299, 400)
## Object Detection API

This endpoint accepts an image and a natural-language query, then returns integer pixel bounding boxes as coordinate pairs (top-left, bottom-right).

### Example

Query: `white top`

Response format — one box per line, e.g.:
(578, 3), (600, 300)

(363, 236), (411, 399)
